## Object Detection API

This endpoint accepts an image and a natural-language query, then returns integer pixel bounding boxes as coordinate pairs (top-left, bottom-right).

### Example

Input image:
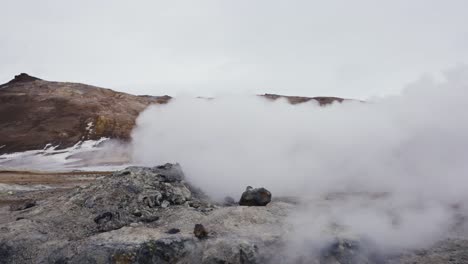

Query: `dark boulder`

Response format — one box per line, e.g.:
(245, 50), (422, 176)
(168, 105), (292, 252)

(194, 224), (208, 239)
(167, 228), (181, 234)
(239, 187), (271, 206)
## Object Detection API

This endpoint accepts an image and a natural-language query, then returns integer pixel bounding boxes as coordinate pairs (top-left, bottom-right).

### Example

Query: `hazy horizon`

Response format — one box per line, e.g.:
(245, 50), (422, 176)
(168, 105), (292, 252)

(2, 0), (468, 99)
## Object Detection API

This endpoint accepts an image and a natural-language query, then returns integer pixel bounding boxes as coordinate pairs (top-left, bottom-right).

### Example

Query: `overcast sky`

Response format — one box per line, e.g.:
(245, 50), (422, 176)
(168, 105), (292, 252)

(1, 0), (467, 98)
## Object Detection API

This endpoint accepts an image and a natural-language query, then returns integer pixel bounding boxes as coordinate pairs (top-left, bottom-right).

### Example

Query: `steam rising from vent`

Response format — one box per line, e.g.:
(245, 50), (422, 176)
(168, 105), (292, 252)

(131, 66), (468, 253)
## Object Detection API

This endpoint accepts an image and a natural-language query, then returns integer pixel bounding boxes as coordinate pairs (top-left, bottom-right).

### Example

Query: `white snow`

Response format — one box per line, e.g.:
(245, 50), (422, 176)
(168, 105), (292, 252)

(85, 122), (94, 132)
(0, 138), (129, 171)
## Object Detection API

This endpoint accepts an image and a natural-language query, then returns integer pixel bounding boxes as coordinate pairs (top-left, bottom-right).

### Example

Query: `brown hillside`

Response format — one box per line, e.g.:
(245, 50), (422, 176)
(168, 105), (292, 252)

(0, 74), (170, 154)
(0, 74), (348, 154)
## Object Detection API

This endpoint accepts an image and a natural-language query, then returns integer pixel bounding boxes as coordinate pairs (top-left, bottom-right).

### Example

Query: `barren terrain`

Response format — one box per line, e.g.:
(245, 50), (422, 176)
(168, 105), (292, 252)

(0, 170), (110, 224)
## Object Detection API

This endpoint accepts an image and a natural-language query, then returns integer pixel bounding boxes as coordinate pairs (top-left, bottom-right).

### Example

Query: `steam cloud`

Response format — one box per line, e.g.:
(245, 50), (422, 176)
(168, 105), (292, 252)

(131, 66), (468, 255)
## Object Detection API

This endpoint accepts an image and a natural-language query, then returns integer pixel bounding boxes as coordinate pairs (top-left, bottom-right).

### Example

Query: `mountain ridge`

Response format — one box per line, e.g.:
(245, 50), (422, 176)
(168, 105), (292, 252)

(0, 74), (347, 154)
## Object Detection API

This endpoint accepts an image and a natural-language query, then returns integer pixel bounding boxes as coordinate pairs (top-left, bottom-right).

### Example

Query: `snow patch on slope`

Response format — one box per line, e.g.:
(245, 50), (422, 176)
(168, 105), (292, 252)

(0, 138), (130, 171)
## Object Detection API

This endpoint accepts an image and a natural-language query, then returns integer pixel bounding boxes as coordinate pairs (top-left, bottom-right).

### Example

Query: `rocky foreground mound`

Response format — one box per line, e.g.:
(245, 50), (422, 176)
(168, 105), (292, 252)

(0, 164), (286, 263)
(2, 164), (467, 264)
(0, 164), (384, 264)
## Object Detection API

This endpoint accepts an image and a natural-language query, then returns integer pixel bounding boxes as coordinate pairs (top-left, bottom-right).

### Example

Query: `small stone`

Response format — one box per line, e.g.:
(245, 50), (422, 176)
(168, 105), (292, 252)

(93, 212), (113, 224)
(83, 198), (95, 208)
(189, 201), (201, 208)
(194, 224), (208, 239)
(161, 200), (170, 208)
(166, 228), (180, 234)
(132, 211), (142, 217)
(129, 223), (140, 227)
(199, 207), (214, 213)
(141, 215), (159, 223)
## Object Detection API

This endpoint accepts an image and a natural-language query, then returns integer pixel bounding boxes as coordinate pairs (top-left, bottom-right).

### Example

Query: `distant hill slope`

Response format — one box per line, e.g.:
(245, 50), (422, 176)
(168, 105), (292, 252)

(261, 93), (345, 105)
(0, 73), (347, 154)
(0, 74), (170, 154)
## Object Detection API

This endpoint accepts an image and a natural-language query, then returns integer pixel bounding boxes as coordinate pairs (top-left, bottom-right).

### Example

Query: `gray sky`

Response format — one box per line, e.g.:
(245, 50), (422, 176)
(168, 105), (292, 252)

(1, 0), (467, 99)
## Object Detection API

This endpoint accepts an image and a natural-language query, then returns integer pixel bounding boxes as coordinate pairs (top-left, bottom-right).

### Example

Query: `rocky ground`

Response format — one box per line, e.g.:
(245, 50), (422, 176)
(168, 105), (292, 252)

(1, 74), (464, 263)
(1, 164), (468, 264)
(0, 164), (289, 263)
(0, 170), (112, 225)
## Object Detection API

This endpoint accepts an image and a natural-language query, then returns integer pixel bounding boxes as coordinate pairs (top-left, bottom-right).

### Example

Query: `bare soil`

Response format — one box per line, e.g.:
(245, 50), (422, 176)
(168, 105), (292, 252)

(0, 170), (111, 223)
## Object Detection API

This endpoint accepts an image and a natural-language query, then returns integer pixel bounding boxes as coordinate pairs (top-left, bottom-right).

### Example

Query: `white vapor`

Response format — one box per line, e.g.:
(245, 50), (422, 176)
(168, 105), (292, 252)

(131, 66), (468, 254)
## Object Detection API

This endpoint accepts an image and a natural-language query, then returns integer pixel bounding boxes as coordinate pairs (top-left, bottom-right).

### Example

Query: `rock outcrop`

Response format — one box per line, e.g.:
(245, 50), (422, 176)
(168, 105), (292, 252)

(5, 73), (41, 84)
(0, 164), (291, 263)
(1, 164), (468, 263)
